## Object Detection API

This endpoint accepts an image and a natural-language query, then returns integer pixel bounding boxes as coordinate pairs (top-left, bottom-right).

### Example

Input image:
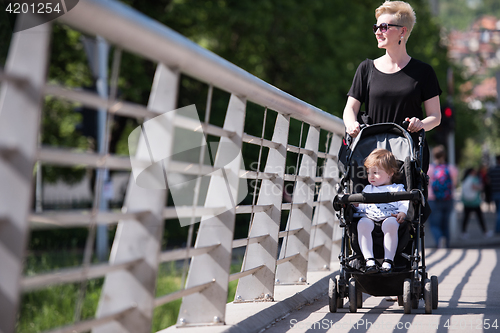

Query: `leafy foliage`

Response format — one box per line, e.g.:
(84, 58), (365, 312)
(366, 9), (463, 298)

(1, 0), (452, 183)
(439, 0), (500, 30)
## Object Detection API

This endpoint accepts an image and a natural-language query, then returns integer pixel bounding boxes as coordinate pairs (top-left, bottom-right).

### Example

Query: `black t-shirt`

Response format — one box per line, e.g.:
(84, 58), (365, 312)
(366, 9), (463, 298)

(347, 58), (441, 173)
(348, 58), (442, 126)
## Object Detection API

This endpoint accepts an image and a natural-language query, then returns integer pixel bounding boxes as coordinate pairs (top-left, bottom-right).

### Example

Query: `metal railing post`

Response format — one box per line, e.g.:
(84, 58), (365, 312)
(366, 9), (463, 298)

(0, 19), (52, 333)
(93, 64), (179, 333)
(177, 94), (246, 326)
(329, 134), (343, 258)
(235, 113), (290, 302)
(308, 133), (342, 271)
(276, 126), (320, 284)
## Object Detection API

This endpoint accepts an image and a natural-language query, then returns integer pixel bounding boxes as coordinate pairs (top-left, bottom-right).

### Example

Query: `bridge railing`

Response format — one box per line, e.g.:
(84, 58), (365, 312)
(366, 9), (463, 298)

(0, 0), (345, 332)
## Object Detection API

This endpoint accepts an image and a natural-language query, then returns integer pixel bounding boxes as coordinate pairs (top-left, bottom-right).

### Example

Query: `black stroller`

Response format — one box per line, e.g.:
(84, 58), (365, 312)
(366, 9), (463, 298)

(331, 122), (438, 314)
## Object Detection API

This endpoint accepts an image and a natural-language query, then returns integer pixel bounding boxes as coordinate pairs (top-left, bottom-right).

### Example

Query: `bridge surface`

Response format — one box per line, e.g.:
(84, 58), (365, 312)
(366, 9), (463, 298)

(164, 208), (500, 333)
(163, 247), (500, 333)
(264, 248), (500, 333)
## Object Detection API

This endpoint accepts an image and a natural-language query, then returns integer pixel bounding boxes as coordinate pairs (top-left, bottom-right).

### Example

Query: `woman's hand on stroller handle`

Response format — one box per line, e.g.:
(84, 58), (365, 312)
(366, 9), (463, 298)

(403, 117), (425, 134)
(346, 121), (361, 138)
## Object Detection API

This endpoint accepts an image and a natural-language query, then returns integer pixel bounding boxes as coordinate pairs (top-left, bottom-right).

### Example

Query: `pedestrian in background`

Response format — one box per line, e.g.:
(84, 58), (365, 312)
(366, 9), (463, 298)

(460, 167), (493, 239)
(427, 145), (458, 248)
(488, 155), (500, 234)
(479, 164), (493, 211)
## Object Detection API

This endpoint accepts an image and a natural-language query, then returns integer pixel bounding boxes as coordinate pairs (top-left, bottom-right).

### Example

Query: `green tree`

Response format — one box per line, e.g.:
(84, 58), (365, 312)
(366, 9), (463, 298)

(1, 0), (451, 178)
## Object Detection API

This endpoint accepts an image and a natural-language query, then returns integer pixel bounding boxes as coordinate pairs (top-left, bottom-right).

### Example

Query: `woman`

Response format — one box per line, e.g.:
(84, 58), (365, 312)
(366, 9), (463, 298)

(461, 167), (494, 239)
(427, 145), (458, 248)
(342, 1), (442, 171)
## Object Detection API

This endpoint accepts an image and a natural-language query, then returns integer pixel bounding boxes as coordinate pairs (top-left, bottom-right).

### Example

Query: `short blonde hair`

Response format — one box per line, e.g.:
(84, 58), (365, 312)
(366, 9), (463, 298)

(364, 148), (399, 181)
(375, 1), (416, 43)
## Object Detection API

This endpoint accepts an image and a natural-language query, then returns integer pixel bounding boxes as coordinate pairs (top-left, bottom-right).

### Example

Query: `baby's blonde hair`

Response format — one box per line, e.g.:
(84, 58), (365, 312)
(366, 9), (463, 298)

(375, 1), (416, 43)
(364, 148), (399, 181)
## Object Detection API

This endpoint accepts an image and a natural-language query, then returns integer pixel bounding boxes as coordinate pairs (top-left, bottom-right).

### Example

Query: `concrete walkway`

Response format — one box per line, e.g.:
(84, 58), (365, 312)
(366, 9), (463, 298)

(264, 248), (500, 333)
(162, 203), (500, 333)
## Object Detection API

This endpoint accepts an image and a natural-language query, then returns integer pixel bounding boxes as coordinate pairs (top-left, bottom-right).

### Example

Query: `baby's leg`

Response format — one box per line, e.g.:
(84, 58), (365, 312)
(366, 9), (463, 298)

(357, 217), (375, 265)
(381, 216), (399, 264)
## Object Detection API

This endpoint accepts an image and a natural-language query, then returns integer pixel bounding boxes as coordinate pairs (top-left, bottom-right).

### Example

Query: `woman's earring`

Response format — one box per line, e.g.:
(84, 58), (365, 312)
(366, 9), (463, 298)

(399, 36), (403, 45)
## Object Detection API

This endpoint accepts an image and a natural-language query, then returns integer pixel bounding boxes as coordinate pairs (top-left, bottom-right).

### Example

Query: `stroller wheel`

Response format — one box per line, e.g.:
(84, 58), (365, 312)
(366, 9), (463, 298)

(348, 277), (357, 313)
(403, 278), (412, 314)
(397, 295), (403, 306)
(328, 277), (338, 313)
(431, 275), (438, 309)
(336, 275), (344, 308)
(424, 279), (432, 314)
(356, 288), (363, 308)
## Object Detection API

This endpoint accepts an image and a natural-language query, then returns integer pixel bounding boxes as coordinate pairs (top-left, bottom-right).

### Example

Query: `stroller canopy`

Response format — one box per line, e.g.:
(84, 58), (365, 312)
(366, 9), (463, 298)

(349, 123), (415, 168)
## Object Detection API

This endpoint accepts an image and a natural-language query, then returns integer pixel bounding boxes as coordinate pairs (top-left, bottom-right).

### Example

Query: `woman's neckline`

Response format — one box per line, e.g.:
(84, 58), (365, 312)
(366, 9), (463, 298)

(373, 57), (413, 75)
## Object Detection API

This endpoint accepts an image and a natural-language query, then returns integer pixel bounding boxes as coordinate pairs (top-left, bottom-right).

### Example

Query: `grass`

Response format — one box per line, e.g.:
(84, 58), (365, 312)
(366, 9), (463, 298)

(152, 261), (241, 331)
(17, 251), (242, 333)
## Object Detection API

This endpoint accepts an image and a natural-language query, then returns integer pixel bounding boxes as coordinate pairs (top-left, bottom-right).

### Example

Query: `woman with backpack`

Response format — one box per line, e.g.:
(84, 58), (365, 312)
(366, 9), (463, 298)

(460, 168), (494, 239)
(427, 145), (458, 248)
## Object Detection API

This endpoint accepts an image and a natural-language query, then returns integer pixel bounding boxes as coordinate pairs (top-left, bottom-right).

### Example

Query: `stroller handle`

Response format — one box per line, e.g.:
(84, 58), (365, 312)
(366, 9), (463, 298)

(347, 121), (425, 147)
(402, 120), (425, 145)
(333, 190), (423, 209)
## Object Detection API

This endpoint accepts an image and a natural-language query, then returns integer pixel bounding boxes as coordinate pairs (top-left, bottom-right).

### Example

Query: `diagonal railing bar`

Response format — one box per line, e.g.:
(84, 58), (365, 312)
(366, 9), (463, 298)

(158, 244), (220, 263)
(279, 228), (303, 238)
(41, 307), (135, 333)
(276, 253), (301, 266)
(21, 259), (142, 292)
(232, 234), (269, 248)
(154, 280), (216, 308)
(242, 133), (281, 150)
(229, 264), (266, 282)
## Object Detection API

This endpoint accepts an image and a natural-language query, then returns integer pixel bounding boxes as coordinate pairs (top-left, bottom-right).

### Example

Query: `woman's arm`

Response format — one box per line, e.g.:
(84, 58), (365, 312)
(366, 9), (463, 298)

(405, 95), (442, 133)
(422, 96), (442, 131)
(343, 96), (362, 137)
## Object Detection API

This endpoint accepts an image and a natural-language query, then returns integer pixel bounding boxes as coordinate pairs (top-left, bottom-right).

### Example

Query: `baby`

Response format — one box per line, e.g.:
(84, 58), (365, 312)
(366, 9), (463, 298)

(355, 148), (409, 273)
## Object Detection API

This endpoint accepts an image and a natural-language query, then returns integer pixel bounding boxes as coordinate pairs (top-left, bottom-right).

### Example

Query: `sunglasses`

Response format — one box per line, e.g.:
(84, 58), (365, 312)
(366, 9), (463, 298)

(373, 23), (403, 33)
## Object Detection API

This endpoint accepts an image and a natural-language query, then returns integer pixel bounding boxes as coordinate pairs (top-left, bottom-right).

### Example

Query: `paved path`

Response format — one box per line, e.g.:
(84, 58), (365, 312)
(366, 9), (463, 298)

(430, 202), (500, 249)
(164, 203), (500, 333)
(263, 248), (500, 333)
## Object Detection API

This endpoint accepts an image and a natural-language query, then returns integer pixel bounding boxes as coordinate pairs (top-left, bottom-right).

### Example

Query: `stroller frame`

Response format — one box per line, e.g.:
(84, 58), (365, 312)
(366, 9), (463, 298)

(331, 122), (438, 314)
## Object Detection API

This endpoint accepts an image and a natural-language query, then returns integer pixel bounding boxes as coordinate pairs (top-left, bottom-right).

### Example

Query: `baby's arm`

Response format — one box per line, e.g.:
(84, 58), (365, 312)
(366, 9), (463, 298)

(392, 211), (407, 223)
(393, 185), (408, 223)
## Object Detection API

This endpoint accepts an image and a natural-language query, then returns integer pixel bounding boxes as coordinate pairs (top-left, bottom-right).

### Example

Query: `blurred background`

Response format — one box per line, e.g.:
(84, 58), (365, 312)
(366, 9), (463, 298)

(2, 0), (500, 331)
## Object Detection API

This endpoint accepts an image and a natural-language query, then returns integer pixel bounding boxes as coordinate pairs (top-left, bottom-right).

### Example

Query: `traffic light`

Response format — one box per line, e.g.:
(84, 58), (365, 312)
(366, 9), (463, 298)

(440, 104), (455, 133)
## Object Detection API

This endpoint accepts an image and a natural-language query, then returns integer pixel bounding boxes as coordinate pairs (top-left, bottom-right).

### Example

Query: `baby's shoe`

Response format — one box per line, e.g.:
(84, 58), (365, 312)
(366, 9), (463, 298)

(380, 259), (393, 273)
(364, 258), (378, 274)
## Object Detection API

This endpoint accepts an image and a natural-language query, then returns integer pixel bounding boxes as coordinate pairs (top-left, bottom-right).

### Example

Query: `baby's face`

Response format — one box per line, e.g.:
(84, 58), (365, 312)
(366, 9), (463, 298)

(366, 166), (393, 187)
